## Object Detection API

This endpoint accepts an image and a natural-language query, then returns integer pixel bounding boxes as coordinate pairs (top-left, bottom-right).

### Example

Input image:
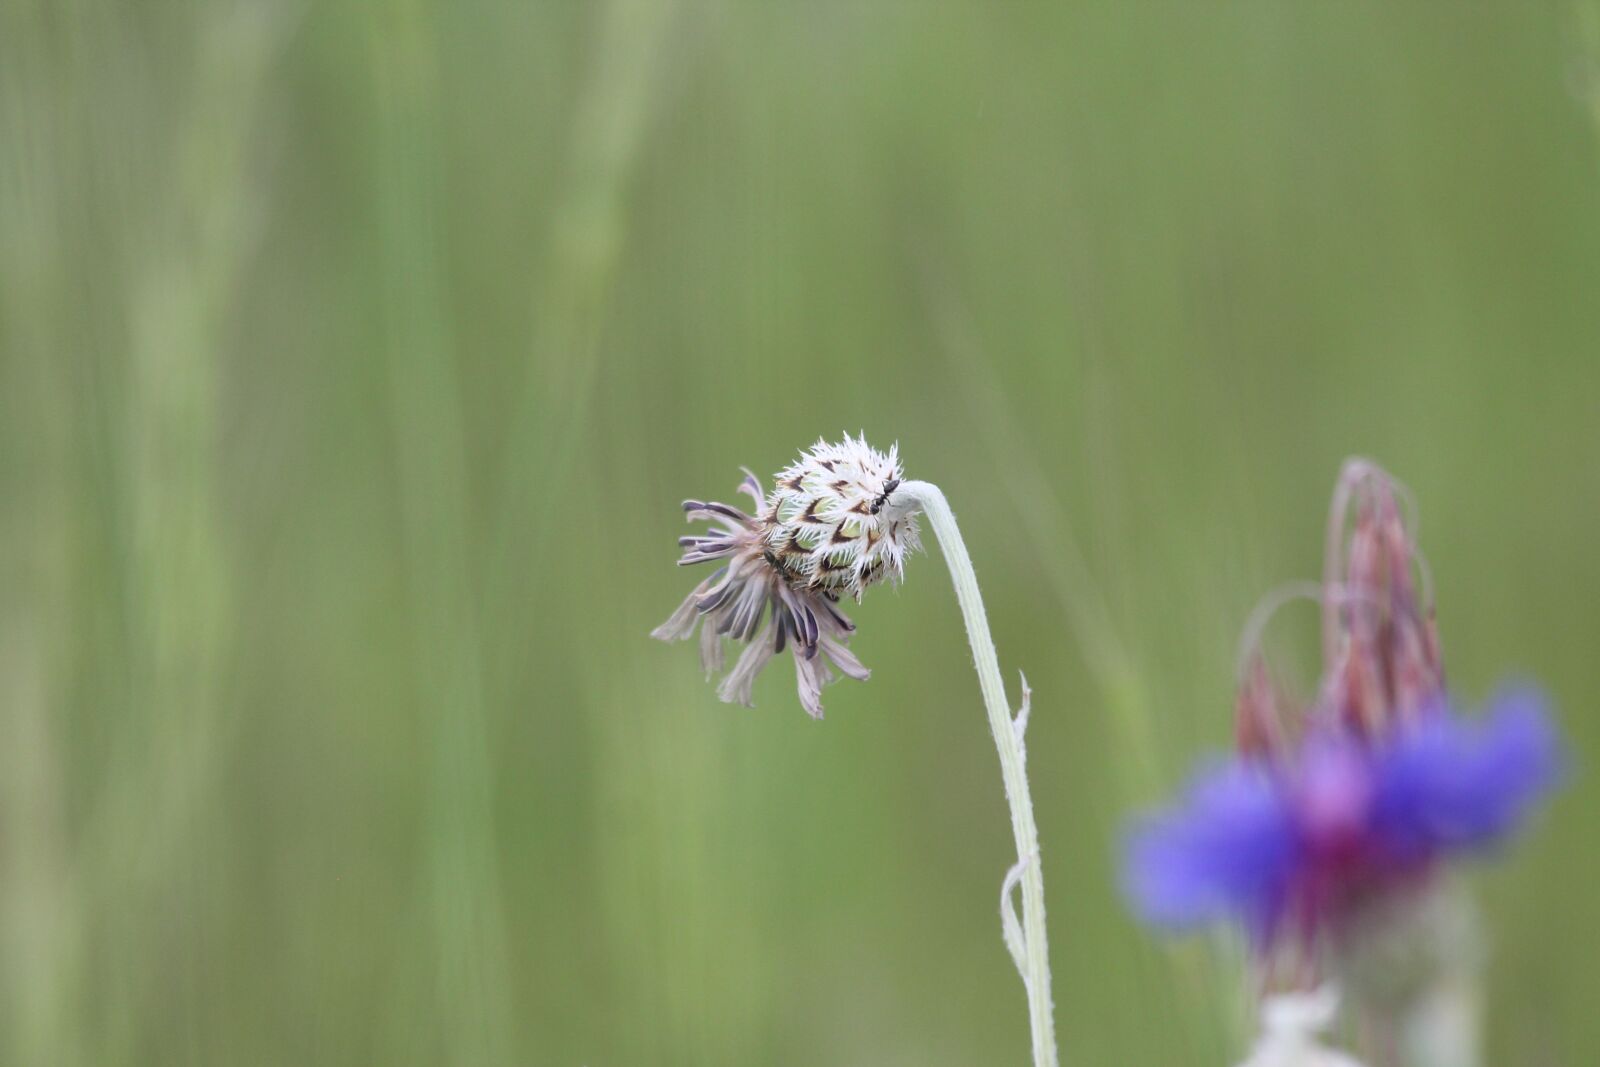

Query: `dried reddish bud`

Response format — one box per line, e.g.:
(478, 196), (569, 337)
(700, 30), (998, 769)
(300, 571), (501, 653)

(1233, 459), (1446, 756)
(1319, 460), (1443, 738)
(1323, 628), (1385, 738)
(1236, 654), (1287, 760)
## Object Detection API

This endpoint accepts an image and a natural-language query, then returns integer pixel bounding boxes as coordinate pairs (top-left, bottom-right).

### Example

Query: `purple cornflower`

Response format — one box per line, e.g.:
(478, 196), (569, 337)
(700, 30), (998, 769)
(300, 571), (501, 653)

(1123, 688), (1562, 947)
(1126, 460), (1564, 958)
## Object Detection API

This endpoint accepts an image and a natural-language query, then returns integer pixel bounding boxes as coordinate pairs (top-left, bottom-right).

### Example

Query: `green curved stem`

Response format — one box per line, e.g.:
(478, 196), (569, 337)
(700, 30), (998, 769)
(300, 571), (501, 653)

(898, 480), (1059, 1067)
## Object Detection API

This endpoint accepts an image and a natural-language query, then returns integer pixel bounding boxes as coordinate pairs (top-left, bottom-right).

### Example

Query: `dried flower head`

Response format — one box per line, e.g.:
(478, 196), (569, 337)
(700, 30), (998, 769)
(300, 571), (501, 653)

(652, 434), (920, 718)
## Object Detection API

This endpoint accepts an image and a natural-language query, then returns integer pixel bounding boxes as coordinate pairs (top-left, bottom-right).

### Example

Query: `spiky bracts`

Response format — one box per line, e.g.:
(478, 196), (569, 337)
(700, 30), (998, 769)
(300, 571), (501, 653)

(765, 434), (920, 602)
(652, 435), (918, 718)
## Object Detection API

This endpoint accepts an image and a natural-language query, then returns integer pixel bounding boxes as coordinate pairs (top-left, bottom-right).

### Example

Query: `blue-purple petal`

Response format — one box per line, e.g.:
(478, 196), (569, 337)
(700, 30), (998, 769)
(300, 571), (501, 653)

(1372, 686), (1562, 857)
(1122, 759), (1298, 936)
(1122, 686), (1564, 942)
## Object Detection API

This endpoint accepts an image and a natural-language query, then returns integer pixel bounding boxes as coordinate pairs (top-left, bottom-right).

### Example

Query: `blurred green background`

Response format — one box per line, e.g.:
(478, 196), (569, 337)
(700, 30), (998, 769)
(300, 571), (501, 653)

(3, 1), (1598, 1064)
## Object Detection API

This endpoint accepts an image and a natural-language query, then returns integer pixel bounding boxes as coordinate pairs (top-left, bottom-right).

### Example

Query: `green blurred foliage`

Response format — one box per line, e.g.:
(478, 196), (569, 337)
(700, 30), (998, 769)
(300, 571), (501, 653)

(2, 1), (1597, 1064)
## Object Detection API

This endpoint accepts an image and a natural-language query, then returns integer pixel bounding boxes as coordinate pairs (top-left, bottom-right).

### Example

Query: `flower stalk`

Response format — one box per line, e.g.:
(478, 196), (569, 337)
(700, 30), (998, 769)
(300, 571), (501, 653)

(897, 480), (1058, 1067)
(654, 443), (1057, 1063)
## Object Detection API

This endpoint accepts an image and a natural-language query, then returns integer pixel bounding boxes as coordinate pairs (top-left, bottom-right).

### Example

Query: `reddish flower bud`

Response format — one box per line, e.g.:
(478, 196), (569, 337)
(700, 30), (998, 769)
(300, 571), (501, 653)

(1237, 654), (1288, 761)
(1318, 461), (1443, 739)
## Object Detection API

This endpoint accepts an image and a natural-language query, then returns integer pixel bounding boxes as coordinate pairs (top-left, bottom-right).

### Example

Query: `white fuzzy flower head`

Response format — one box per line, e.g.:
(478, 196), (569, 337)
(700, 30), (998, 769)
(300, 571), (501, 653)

(764, 434), (921, 602)
(651, 434), (920, 718)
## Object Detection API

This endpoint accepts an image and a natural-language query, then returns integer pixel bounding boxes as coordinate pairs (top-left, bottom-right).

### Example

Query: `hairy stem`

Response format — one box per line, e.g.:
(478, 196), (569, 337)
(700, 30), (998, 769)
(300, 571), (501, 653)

(897, 480), (1058, 1067)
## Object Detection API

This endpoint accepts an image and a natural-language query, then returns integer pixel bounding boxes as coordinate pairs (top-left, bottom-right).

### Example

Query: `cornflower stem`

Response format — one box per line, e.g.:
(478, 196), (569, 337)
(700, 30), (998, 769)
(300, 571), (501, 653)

(898, 480), (1059, 1067)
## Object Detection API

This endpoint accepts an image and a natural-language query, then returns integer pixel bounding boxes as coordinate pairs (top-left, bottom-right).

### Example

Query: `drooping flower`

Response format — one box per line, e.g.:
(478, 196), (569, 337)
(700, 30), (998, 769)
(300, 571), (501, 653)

(1122, 688), (1562, 946)
(652, 434), (920, 717)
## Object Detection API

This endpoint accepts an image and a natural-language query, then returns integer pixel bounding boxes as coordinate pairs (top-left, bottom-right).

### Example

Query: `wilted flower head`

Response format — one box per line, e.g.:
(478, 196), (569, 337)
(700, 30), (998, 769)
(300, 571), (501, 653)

(1125, 459), (1564, 961)
(652, 434), (920, 718)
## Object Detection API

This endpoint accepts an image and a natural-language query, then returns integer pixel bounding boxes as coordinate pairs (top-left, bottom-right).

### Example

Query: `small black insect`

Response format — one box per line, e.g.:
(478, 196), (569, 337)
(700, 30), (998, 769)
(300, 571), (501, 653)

(869, 478), (901, 516)
(763, 548), (798, 582)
